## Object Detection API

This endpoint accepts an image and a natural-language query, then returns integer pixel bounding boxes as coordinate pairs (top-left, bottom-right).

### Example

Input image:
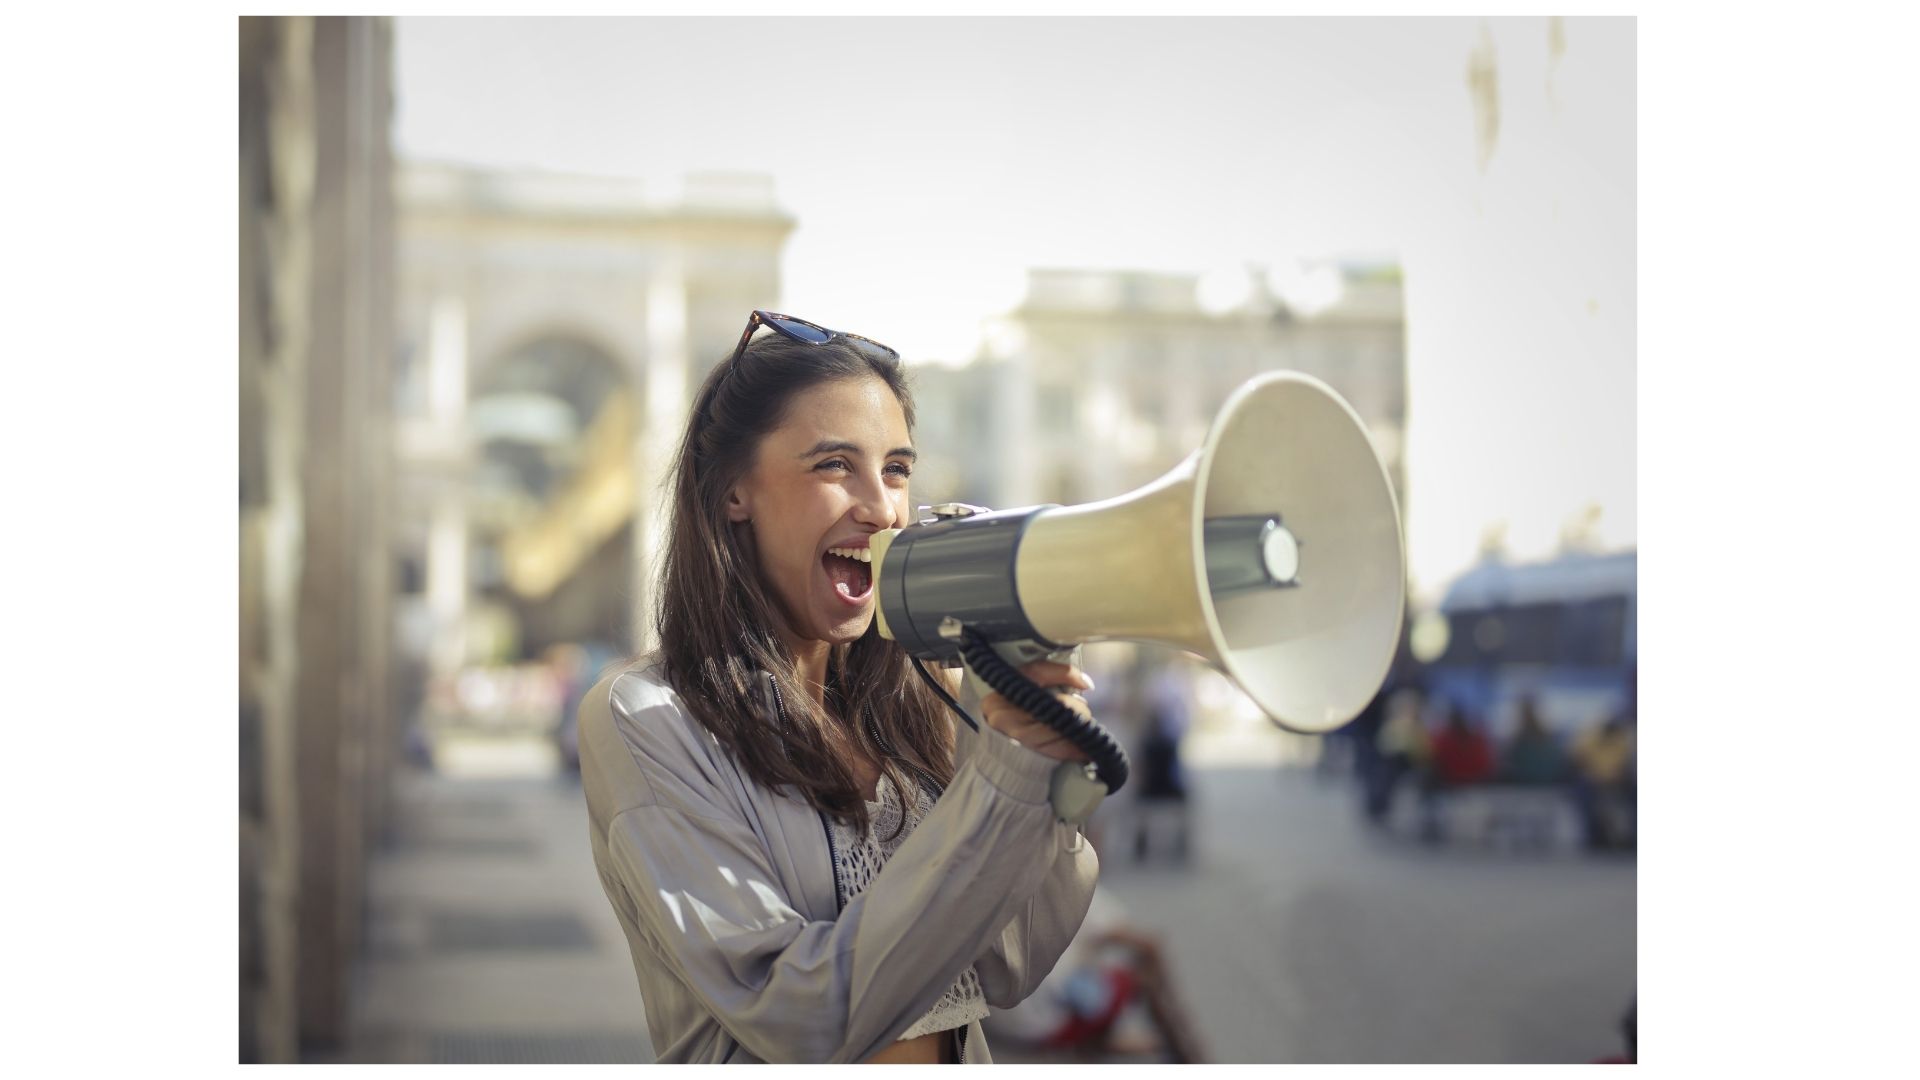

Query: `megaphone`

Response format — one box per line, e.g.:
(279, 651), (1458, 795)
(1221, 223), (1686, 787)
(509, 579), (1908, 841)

(870, 371), (1405, 819)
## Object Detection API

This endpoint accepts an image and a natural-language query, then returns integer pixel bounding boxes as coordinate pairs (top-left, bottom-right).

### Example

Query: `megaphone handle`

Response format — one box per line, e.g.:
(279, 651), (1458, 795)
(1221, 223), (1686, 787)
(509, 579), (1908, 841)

(959, 640), (1081, 699)
(955, 629), (1131, 804)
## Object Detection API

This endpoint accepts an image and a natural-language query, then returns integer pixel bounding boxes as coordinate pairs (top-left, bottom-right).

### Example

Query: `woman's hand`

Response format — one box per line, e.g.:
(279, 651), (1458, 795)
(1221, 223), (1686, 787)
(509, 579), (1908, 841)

(980, 660), (1096, 763)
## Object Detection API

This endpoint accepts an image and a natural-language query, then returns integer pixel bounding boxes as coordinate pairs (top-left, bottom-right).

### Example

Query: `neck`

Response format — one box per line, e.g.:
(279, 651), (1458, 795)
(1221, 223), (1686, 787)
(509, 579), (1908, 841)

(784, 634), (833, 711)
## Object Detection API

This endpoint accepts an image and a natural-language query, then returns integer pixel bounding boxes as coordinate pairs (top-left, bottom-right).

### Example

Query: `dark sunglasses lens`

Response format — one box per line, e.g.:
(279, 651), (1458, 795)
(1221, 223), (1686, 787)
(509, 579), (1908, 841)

(848, 337), (897, 360)
(768, 315), (832, 343)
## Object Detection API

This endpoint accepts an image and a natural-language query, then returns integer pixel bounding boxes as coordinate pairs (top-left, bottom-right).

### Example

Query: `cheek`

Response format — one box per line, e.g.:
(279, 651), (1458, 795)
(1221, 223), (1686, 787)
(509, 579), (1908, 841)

(750, 526), (813, 615)
(753, 491), (829, 577)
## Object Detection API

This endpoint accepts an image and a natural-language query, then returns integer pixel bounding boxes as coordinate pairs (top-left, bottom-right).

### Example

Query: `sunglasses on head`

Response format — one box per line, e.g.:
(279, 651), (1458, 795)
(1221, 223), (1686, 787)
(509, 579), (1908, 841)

(727, 309), (899, 366)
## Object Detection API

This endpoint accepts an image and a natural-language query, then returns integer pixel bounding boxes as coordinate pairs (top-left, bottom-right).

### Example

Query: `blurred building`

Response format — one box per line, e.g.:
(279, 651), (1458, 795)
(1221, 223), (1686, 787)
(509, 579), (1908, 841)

(913, 264), (1408, 513)
(390, 162), (796, 684)
(239, 15), (398, 1063)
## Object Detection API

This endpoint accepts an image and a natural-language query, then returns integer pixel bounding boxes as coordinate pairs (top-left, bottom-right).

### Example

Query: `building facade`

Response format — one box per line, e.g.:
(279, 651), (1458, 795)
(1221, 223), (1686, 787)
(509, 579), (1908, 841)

(390, 162), (795, 688)
(913, 264), (1408, 519)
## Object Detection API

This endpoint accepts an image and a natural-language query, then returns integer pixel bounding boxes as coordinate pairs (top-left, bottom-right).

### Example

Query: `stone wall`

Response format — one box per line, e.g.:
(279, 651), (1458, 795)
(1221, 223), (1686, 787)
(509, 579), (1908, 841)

(238, 15), (395, 1062)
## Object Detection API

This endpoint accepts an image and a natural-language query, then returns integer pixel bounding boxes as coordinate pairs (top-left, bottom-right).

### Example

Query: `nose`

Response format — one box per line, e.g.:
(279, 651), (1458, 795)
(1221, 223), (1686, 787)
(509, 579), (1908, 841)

(849, 469), (902, 530)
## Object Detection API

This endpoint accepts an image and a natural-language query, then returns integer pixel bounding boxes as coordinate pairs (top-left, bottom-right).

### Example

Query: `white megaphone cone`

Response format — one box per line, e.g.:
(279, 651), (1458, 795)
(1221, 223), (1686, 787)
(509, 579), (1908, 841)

(1013, 371), (1405, 733)
(873, 371), (1405, 737)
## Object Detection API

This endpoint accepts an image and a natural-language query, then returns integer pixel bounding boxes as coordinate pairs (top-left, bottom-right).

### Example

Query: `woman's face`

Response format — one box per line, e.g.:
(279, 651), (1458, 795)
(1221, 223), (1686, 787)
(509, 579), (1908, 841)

(727, 376), (915, 648)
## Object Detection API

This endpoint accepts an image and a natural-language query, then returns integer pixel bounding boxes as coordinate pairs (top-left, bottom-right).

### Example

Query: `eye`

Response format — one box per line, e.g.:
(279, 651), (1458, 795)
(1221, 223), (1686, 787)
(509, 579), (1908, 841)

(815, 459), (851, 473)
(885, 461), (913, 479)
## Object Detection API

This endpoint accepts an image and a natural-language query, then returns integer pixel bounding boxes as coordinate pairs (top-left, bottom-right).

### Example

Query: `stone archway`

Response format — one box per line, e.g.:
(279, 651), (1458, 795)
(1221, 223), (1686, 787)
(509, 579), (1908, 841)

(468, 331), (628, 503)
(465, 331), (637, 656)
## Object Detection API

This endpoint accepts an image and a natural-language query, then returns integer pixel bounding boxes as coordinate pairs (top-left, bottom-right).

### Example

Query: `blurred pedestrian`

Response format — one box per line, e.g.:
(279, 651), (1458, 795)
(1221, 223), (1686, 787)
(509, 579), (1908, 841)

(1420, 704), (1494, 842)
(1572, 711), (1636, 850)
(1429, 704), (1496, 785)
(1133, 661), (1193, 863)
(545, 643), (588, 772)
(551, 640), (620, 775)
(1368, 686), (1429, 825)
(1490, 697), (1569, 848)
(1499, 697), (1567, 786)
(1338, 680), (1390, 791)
(1337, 641), (1415, 785)
(1075, 649), (1136, 856)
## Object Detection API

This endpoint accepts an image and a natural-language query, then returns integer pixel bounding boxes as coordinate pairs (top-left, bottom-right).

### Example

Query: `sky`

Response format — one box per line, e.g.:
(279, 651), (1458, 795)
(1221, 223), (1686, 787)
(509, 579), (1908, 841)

(392, 15), (1636, 602)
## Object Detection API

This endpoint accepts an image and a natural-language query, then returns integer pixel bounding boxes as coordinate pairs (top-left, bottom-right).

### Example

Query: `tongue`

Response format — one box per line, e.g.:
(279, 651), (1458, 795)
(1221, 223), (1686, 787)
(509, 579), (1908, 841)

(824, 553), (872, 597)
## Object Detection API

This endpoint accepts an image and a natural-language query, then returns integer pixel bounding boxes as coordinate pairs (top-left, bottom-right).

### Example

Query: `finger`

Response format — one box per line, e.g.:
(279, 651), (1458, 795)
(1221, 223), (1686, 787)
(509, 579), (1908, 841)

(983, 717), (1091, 762)
(980, 695), (1033, 735)
(981, 704), (1048, 744)
(1013, 660), (1096, 693)
(981, 696), (1091, 737)
(993, 720), (1088, 762)
(1029, 728), (1076, 751)
(982, 685), (1092, 708)
(983, 686), (1095, 722)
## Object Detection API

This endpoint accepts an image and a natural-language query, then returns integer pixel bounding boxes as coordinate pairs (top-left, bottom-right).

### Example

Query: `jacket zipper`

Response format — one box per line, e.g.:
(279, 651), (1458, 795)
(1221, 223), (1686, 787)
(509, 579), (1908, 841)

(819, 808), (846, 913)
(779, 675), (971, 1063)
(868, 709), (972, 1064)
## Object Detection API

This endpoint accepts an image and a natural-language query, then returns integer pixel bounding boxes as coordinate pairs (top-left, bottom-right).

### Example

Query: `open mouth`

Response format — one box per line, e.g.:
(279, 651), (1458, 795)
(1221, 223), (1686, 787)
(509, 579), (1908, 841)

(823, 548), (874, 602)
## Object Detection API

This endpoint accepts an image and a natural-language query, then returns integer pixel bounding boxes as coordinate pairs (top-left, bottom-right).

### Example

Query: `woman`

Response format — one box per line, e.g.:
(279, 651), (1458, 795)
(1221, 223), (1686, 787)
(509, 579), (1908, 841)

(578, 311), (1102, 1063)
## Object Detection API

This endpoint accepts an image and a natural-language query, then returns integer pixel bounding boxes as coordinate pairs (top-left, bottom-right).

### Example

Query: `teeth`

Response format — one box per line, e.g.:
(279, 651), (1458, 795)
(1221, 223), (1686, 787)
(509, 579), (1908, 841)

(827, 547), (873, 563)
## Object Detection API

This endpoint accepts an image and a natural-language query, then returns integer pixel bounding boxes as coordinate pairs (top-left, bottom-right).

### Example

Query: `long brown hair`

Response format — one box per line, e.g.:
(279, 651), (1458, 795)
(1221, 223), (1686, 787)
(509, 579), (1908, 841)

(652, 332), (956, 837)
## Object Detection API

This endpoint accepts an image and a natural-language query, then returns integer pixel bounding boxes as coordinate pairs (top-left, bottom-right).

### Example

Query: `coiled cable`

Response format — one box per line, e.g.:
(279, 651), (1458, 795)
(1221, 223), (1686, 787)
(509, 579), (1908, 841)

(955, 626), (1131, 793)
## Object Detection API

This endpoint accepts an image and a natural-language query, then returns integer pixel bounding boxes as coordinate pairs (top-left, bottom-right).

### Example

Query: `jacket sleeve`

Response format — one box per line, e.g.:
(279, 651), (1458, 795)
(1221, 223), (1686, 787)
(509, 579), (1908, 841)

(600, 693), (1096, 1064)
(940, 663), (1102, 1008)
(969, 819), (1100, 1008)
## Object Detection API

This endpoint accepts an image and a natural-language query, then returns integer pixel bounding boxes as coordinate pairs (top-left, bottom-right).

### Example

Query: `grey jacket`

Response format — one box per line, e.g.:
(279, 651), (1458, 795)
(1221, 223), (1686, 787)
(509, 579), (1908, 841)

(578, 658), (1101, 1063)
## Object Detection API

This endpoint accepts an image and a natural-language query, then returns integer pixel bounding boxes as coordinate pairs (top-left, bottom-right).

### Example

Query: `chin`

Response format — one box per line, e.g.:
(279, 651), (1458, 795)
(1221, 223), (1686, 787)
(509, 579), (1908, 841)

(822, 610), (875, 645)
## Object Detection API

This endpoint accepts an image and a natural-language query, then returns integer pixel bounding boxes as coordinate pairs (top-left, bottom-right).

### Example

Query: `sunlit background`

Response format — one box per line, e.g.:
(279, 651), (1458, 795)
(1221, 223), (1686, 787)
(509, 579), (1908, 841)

(239, 15), (1635, 1064)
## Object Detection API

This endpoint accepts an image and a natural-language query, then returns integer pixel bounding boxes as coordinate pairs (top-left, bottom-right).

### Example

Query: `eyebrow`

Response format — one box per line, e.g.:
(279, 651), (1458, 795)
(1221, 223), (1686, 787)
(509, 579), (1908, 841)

(798, 439), (917, 463)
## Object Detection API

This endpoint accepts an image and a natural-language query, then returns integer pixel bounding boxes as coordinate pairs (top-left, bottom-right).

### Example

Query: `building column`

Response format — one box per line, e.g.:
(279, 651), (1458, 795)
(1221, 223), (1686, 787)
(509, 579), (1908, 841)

(1079, 340), (1126, 501)
(994, 347), (1039, 509)
(291, 14), (393, 1052)
(422, 295), (470, 677)
(239, 14), (395, 1059)
(632, 262), (689, 654)
(239, 17), (311, 1059)
(352, 12), (398, 859)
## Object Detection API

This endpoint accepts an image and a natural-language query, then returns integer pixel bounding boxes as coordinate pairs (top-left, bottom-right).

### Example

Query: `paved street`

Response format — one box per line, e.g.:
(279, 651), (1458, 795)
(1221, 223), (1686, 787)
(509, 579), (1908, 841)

(331, 739), (1633, 1064)
(327, 751), (655, 1064)
(1087, 766), (1635, 1063)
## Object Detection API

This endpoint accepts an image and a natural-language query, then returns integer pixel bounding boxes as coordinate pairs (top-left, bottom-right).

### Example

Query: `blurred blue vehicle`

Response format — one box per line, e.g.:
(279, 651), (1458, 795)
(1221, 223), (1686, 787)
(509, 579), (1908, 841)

(1424, 550), (1636, 742)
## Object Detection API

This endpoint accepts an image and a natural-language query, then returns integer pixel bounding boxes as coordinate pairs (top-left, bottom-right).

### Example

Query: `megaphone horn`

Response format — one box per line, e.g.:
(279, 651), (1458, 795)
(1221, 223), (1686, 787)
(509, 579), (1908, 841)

(871, 372), (1404, 802)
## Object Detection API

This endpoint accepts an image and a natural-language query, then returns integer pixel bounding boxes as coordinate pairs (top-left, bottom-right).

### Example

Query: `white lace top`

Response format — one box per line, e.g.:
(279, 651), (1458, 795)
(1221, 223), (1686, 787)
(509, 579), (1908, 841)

(827, 770), (991, 1042)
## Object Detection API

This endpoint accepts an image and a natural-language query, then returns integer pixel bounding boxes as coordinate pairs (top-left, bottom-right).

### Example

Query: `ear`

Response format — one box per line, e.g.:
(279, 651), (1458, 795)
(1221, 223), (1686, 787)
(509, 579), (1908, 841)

(725, 484), (752, 524)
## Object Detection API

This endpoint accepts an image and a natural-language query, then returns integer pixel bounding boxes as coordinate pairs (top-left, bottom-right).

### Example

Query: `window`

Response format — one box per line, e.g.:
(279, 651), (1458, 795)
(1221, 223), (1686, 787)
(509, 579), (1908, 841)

(1441, 597), (1628, 669)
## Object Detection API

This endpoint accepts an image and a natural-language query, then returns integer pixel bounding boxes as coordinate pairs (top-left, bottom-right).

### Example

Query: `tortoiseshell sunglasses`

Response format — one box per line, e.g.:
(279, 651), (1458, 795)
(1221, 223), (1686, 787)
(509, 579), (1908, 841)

(726, 309), (899, 365)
